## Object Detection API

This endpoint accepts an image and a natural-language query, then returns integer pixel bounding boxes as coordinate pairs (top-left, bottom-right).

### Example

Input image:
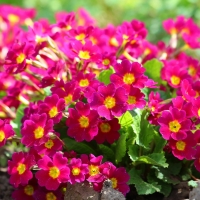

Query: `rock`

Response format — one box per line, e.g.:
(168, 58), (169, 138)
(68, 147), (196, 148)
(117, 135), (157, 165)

(189, 181), (200, 200)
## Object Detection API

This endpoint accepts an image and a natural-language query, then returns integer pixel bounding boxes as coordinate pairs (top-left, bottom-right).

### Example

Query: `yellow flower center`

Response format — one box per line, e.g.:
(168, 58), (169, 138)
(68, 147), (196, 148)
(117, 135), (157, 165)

(99, 122), (111, 133)
(75, 33), (86, 41)
(34, 126), (44, 139)
(170, 28), (177, 35)
(8, 14), (20, 25)
(102, 59), (110, 66)
(176, 141), (186, 151)
(123, 73), (135, 85)
(170, 75), (180, 86)
(127, 96), (136, 104)
(64, 94), (73, 105)
(104, 96), (116, 109)
(45, 139), (54, 149)
(79, 116), (89, 128)
(79, 79), (89, 87)
(169, 120), (181, 132)
(49, 166), (60, 179)
(46, 192), (57, 200)
(49, 106), (58, 118)
(17, 163), (26, 175)
(90, 36), (97, 45)
(89, 165), (99, 176)
(72, 167), (81, 176)
(0, 130), (5, 142)
(110, 177), (118, 189)
(16, 53), (26, 64)
(78, 50), (90, 60)
(188, 65), (197, 77)
(24, 185), (34, 196)
(109, 37), (119, 47)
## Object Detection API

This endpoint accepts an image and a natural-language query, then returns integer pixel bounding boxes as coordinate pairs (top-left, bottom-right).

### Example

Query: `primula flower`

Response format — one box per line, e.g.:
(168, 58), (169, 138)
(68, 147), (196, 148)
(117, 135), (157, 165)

(168, 132), (196, 160)
(194, 146), (200, 172)
(8, 152), (35, 187)
(4, 42), (35, 73)
(192, 97), (200, 119)
(110, 60), (148, 90)
(66, 102), (99, 142)
(11, 177), (38, 200)
(35, 152), (70, 190)
(126, 86), (146, 110)
(90, 83), (128, 120)
(21, 113), (54, 147)
(68, 158), (89, 184)
(39, 94), (65, 123)
(94, 118), (120, 144)
(103, 163), (130, 195)
(0, 119), (15, 147)
(158, 107), (191, 140)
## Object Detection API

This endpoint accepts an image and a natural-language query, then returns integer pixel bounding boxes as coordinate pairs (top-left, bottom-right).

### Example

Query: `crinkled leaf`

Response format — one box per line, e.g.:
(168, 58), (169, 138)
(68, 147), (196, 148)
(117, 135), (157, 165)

(137, 153), (168, 168)
(144, 58), (163, 84)
(115, 133), (127, 164)
(188, 180), (198, 188)
(153, 131), (167, 153)
(128, 145), (139, 162)
(11, 104), (27, 136)
(99, 144), (115, 162)
(98, 67), (114, 85)
(128, 168), (161, 195)
(63, 138), (96, 155)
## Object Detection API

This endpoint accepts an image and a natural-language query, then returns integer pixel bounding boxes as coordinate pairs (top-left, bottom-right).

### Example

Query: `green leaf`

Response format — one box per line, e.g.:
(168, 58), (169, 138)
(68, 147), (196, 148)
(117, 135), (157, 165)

(188, 180), (198, 188)
(144, 58), (163, 84)
(133, 110), (155, 149)
(128, 168), (161, 195)
(115, 133), (127, 164)
(128, 145), (139, 162)
(98, 67), (114, 85)
(118, 111), (133, 127)
(11, 104), (27, 136)
(137, 153), (168, 168)
(99, 144), (115, 162)
(153, 131), (167, 153)
(43, 86), (52, 96)
(63, 138), (97, 155)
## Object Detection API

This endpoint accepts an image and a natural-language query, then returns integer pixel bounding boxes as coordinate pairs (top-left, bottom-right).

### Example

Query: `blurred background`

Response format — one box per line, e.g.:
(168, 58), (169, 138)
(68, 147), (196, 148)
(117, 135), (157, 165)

(0, 0), (199, 42)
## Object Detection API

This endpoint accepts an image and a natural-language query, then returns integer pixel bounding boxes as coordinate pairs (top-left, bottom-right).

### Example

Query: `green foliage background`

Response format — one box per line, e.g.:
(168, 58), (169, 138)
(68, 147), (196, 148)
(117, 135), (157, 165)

(0, 0), (199, 42)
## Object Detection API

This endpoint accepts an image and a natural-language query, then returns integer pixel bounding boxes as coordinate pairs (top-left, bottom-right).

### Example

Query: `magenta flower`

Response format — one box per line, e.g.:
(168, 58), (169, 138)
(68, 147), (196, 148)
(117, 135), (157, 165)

(8, 152), (35, 187)
(194, 146), (200, 172)
(94, 118), (120, 144)
(68, 158), (89, 184)
(66, 102), (99, 142)
(168, 132), (196, 160)
(0, 119), (15, 147)
(21, 113), (54, 147)
(35, 152), (70, 190)
(110, 60), (148, 90)
(90, 83), (128, 120)
(38, 94), (65, 123)
(158, 107), (191, 140)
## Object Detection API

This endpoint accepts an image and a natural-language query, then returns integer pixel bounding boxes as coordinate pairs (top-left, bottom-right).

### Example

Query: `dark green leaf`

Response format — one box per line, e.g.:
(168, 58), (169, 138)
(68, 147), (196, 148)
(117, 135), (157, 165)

(99, 144), (115, 162)
(115, 133), (127, 163)
(128, 145), (139, 162)
(63, 138), (97, 155)
(128, 168), (161, 195)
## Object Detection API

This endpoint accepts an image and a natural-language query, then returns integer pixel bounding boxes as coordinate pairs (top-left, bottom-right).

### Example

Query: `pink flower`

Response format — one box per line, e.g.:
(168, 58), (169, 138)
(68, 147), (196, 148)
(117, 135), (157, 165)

(68, 158), (89, 184)
(158, 107), (191, 140)
(38, 94), (65, 123)
(0, 119), (15, 147)
(35, 152), (70, 190)
(90, 83), (128, 120)
(66, 102), (99, 142)
(8, 152), (35, 187)
(94, 118), (120, 144)
(21, 113), (54, 147)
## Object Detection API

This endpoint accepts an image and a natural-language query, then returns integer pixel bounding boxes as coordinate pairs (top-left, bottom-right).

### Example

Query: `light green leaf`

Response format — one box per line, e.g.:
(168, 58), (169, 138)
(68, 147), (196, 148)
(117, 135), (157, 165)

(115, 133), (127, 163)
(128, 168), (161, 195)
(128, 145), (139, 162)
(63, 138), (97, 155)
(188, 180), (198, 188)
(98, 67), (114, 85)
(144, 58), (163, 84)
(118, 111), (133, 127)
